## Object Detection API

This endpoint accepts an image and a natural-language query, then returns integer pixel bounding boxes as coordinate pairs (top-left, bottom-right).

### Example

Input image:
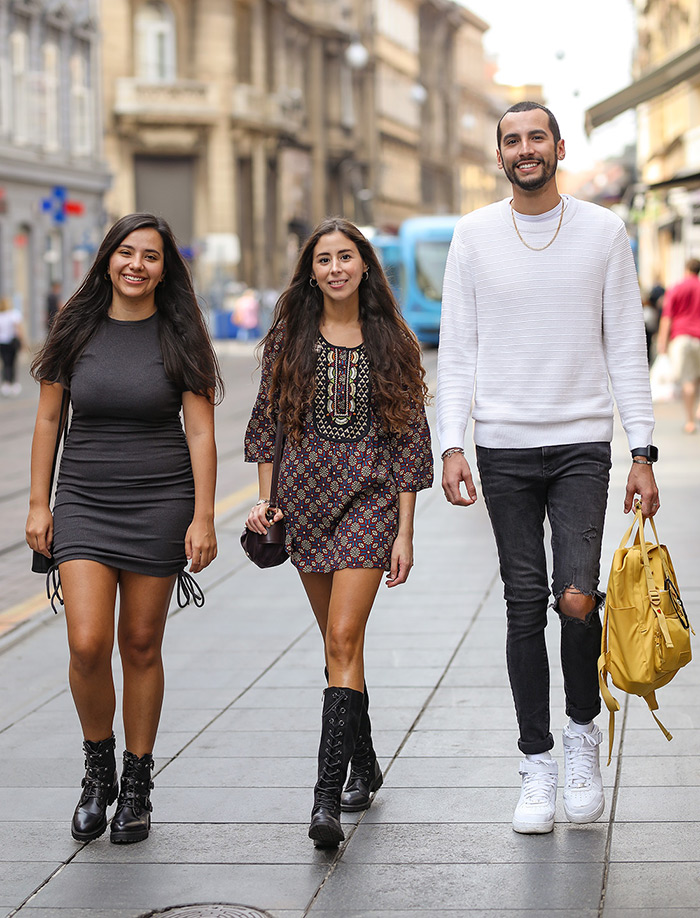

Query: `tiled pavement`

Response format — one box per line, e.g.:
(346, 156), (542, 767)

(1, 397), (698, 917)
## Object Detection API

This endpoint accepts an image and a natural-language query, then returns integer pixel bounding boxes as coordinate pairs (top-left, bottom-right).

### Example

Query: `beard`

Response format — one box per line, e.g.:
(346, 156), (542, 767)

(502, 155), (558, 191)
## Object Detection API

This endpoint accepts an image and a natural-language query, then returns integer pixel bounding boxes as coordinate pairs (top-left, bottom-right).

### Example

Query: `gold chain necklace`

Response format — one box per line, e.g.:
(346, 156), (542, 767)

(510, 197), (564, 251)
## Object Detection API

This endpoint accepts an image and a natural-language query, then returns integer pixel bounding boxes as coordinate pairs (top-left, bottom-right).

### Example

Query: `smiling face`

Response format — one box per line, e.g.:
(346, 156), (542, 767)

(311, 231), (368, 311)
(107, 227), (165, 310)
(496, 108), (565, 193)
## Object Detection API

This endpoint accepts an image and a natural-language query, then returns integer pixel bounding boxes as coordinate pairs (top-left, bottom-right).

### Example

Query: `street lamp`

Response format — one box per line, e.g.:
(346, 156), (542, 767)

(345, 39), (369, 70)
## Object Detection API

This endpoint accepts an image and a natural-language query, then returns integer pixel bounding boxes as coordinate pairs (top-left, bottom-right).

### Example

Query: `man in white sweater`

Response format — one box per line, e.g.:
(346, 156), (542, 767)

(437, 102), (659, 835)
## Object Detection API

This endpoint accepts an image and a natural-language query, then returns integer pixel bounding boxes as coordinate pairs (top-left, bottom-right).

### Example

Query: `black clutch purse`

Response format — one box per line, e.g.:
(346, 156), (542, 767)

(30, 390), (69, 574)
(240, 417), (289, 569)
(32, 550), (54, 574)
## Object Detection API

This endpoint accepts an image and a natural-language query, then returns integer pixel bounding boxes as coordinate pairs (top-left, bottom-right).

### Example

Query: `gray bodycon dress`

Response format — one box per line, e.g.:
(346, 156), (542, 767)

(52, 312), (195, 579)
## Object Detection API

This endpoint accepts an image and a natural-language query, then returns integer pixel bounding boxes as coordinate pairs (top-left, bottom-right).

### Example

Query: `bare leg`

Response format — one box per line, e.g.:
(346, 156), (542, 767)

(117, 571), (175, 757)
(62, 560), (119, 742)
(300, 568), (383, 691)
(681, 381), (698, 432)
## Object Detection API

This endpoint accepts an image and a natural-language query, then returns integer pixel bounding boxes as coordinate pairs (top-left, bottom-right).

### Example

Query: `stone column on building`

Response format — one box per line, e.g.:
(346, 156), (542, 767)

(309, 32), (328, 225)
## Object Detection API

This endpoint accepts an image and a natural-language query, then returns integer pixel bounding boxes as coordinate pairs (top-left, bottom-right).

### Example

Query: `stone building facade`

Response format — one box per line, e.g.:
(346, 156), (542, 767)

(100, 0), (503, 295)
(586, 0), (700, 289)
(0, 0), (110, 341)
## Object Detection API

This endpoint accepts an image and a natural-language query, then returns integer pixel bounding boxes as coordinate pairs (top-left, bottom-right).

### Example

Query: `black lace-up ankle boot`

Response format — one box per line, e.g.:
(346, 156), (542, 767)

(110, 750), (154, 844)
(308, 686), (363, 848)
(341, 683), (383, 811)
(71, 733), (119, 841)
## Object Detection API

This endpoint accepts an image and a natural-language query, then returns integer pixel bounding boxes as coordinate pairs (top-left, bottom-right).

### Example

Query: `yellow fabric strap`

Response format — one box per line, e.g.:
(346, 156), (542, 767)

(598, 649), (619, 766)
(644, 692), (673, 741)
(634, 509), (674, 647)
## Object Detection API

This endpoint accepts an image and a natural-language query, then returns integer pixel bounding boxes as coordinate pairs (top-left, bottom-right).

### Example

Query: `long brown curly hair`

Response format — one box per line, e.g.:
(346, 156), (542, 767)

(32, 213), (223, 403)
(263, 217), (429, 441)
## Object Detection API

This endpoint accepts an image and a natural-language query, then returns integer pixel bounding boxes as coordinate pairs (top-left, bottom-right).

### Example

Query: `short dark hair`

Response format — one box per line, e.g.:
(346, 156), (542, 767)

(497, 101), (561, 149)
(686, 258), (700, 275)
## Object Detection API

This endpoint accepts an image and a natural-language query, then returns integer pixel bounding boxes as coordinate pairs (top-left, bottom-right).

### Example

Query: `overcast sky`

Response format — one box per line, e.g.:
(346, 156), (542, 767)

(463, 0), (638, 171)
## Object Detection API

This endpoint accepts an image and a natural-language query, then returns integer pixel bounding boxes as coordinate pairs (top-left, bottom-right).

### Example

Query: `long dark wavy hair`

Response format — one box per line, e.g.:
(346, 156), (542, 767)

(32, 213), (223, 403)
(264, 217), (429, 441)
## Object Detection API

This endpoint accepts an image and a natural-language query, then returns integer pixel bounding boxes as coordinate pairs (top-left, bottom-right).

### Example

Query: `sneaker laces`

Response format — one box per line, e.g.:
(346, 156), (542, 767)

(519, 765), (557, 804)
(564, 729), (600, 789)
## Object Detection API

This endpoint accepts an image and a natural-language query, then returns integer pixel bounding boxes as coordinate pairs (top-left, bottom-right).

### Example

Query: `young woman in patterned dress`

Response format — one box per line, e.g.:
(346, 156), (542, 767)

(244, 218), (433, 847)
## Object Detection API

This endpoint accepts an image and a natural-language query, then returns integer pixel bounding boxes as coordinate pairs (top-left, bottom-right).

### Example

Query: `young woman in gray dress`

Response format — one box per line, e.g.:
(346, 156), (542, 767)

(25, 213), (222, 844)
(244, 218), (433, 847)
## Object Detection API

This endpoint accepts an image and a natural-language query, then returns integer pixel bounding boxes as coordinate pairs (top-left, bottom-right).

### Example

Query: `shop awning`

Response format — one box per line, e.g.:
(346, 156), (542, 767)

(585, 39), (700, 133)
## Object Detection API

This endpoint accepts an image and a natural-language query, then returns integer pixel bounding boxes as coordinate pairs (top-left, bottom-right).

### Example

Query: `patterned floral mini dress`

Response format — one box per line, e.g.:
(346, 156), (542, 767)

(244, 331), (433, 572)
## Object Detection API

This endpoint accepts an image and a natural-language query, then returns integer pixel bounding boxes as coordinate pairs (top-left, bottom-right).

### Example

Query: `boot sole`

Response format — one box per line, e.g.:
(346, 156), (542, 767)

(110, 829), (150, 844)
(71, 821), (108, 842)
(308, 823), (344, 847)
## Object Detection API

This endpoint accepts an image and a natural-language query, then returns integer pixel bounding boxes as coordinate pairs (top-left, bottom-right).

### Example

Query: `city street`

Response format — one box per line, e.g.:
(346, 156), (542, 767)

(1, 345), (699, 917)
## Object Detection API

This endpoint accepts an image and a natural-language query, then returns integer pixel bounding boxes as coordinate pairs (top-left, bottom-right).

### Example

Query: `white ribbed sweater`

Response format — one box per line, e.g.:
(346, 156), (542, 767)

(436, 196), (655, 452)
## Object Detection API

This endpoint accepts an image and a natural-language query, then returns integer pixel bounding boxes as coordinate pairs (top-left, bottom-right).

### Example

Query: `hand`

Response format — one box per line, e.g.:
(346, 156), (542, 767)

(442, 452), (478, 507)
(624, 462), (659, 517)
(386, 531), (413, 587)
(185, 517), (217, 573)
(245, 501), (284, 535)
(26, 505), (54, 558)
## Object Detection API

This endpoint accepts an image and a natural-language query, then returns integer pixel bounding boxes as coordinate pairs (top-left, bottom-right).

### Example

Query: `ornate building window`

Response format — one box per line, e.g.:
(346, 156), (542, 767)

(70, 50), (93, 156)
(10, 29), (29, 144)
(136, 1), (176, 83)
(43, 42), (60, 151)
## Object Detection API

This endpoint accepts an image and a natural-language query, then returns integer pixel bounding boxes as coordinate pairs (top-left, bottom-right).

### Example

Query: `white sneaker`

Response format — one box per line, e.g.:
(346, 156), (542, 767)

(562, 724), (605, 823)
(512, 758), (558, 834)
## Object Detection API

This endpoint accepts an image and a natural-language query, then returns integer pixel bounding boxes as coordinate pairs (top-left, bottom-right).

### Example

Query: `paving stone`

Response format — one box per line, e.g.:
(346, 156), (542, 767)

(608, 822), (700, 862)
(361, 786), (611, 825)
(310, 862), (605, 912)
(604, 862), (700, 909)
(23, 863), (329, 911)
(340, 822), (606, 864)
(71, 824), (335, 866)
(0, 861), (64, 906)
(613, 785), (700, 822)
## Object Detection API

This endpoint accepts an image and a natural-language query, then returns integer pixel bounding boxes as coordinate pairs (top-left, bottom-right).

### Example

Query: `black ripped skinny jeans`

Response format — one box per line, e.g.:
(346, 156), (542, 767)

(476, 442), (611, 755)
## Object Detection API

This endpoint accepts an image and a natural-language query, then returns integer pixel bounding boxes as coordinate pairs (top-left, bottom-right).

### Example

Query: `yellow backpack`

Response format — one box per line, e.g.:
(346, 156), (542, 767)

(598, 505), (693, 765)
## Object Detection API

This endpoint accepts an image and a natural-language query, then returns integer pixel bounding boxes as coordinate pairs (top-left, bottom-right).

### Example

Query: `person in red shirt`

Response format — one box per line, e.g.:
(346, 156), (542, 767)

(657, 258), (700, 433)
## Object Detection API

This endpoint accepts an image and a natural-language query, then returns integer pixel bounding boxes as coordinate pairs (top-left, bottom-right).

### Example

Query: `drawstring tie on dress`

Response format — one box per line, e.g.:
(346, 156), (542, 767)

(176, 570), (205, 608)
(45, 564), (64, 614)
(44, 566), (204, 614)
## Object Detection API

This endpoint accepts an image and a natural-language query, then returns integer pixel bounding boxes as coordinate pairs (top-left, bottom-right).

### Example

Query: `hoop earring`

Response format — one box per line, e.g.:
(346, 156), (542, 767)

(362, 269), (369, 281)
(309, 277), (318, 288)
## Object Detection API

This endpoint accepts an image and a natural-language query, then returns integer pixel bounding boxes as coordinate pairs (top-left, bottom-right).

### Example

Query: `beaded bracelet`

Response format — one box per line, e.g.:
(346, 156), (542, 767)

(441, 447), (465, 460)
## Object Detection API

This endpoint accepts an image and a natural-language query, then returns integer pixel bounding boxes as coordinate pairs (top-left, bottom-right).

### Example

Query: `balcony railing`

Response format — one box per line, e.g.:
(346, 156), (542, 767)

(114, 78), (218, 123)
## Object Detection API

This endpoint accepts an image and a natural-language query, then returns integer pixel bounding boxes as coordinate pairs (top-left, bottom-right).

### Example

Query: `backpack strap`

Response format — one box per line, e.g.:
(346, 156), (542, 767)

(635, 508), (674, 648)
(643, 690), (673, 741)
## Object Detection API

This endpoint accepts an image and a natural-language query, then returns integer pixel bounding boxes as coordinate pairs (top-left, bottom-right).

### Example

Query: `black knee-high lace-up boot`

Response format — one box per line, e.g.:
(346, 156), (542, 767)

(324, 668), (383, 812)
(71, 733), (119, 841)
(340, 683), (384, 811)
(308, 686), (363, 847)
(110, 750), (154, 844)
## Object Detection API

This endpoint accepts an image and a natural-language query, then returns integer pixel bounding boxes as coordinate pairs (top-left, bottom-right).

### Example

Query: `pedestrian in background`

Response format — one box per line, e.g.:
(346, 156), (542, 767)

(655, 258), (700, 434)
(25, 213), (222, 845)
(437, 102), (659, 835)
(244, 217), (433, 847)
(46, 281), (63, 329)
(0, 296), (25, 396)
